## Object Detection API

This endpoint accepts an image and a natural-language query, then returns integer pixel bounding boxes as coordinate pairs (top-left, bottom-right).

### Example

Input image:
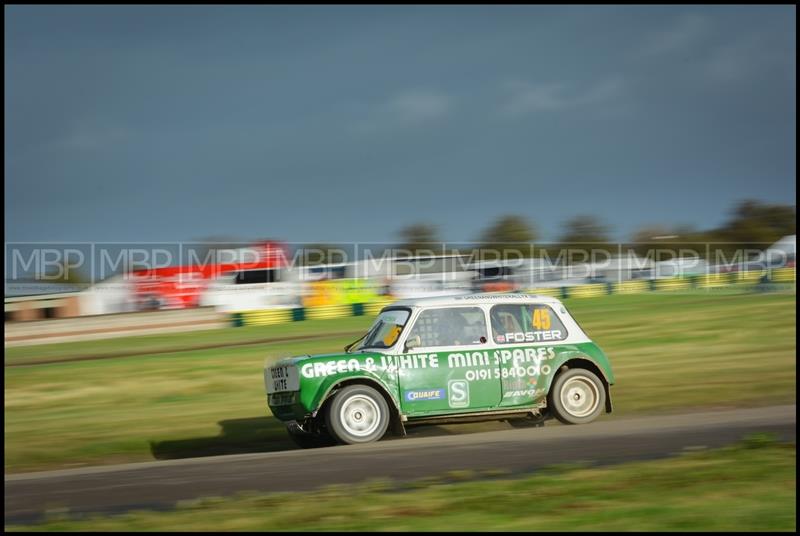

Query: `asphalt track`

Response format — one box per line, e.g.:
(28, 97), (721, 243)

(5, 405), (796, 525)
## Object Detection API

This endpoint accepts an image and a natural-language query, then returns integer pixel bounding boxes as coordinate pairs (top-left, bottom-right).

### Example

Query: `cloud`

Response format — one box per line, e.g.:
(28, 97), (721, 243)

(6, 123), (133, 170)
(501, 77), (626, 117)
(502, 82), (566, 113)
(386, 91), (452, 122)
(54, 125), (131, 151)
(637, 13), (708, 58)
(354, 90), (453, 132)
(702, 32), (794, 84)
(633, 13), (793, 88)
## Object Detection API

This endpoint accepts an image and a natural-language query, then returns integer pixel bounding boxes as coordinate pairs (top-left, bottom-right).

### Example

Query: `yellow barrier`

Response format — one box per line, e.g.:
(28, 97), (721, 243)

(771, 267), (796, 282)
(525, 287), (561, 298)
(735, 271), (763, 284)
(240, 309), (292, 326)
(654, 278), (690, 291)
(305, 303), (353, 321)
(569, 284), (607, 298)
(697, 274), (728, 288)
(615, 280), (648, 294)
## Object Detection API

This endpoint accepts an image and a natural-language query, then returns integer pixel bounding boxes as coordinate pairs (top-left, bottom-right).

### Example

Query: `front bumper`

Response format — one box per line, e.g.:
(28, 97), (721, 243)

(268, 392), (308, 422)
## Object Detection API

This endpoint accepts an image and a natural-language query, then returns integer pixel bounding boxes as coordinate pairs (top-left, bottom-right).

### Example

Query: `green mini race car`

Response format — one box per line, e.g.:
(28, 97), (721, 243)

(264, 293), (614, 447)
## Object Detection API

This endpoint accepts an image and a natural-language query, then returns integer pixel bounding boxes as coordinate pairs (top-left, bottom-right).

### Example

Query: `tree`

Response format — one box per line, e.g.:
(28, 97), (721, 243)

(397, 223), (441, 257)
(477, 215), (538, 259)
(479, 215), (537, 246)
(559, 215), (610, 244)
(43, 259), (89, 287)
(718, 200), (796, 249)
(551, 215), (614, 261)
(628, 224), (704, 259)
(630, 225), (675, 244)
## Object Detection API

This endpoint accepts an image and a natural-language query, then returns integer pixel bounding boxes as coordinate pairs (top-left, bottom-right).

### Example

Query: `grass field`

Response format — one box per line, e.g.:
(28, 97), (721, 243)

(6, 436), (796, 531)
(3, 316), (371, 366)
(4, 289), (796, 473)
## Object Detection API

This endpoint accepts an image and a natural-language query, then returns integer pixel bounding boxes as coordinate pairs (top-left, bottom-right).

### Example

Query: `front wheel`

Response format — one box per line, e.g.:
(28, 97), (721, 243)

(548, 368), (606, 425)
(324, 384), (390, 445)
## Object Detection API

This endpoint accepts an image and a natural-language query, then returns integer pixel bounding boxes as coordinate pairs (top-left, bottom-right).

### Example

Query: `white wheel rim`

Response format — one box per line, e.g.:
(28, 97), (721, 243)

(560, 375), (600, 418)
(340, 395), (381, 437)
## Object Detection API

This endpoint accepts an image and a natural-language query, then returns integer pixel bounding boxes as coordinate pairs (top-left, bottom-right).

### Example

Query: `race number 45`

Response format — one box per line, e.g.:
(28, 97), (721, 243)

(532, 308), (551, 330)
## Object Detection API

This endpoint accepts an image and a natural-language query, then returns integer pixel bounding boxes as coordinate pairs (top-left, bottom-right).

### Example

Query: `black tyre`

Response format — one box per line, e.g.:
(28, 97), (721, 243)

(548, 368), (606, 425)
(286, 424), (336, 449)
(507, 416), (546, 428)
(324, 384), (390, 445)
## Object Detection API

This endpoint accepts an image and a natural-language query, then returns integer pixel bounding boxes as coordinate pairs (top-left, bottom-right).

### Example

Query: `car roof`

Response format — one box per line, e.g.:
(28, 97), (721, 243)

(389, 293), (564, 308)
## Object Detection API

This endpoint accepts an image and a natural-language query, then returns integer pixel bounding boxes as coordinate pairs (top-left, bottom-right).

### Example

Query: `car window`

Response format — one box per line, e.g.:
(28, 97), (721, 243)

(357, 308), (411, 350)
(490, 303), (567, 344)
(235, 269), (279, 284)
(407, 307), (487, 348)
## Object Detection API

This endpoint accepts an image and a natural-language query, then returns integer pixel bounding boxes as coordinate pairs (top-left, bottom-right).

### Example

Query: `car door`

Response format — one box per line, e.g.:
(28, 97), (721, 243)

(395, 305), (501, 415)
(489, 302), (569, 408)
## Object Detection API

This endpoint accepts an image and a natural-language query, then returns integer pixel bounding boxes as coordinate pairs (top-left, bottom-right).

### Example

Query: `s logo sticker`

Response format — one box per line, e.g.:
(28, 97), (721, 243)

(448, 380), (469, 408)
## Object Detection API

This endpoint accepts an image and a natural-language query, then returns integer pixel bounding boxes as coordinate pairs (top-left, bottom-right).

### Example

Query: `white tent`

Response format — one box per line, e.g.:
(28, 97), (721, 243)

(764, 235), (796, 266)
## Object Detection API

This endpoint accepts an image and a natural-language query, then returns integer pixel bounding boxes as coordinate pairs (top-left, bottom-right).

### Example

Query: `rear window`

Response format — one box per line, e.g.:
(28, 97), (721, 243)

(490, 303), (567, 344)
(478, 266), (512, 279)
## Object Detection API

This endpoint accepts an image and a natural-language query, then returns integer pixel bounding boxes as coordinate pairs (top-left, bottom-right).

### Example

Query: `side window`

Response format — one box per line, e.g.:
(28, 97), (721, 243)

(490, 304), (567, 344)
(235, 269), (278, 285)
(407, 307), (487, 348)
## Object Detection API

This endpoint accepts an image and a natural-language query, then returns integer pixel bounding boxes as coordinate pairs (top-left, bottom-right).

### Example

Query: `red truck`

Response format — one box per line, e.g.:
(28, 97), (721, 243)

(130, 241), (289, 310)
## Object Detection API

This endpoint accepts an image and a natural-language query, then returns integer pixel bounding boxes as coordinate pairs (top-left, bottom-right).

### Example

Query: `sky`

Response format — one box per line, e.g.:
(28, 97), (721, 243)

(4, 5), (796, 244)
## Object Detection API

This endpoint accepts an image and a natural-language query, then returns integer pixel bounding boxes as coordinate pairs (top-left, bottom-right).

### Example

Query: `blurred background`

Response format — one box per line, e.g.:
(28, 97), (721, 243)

(4, 5), (796, 531)
(2, 205), (797, 326)
(4, 5), (795, 323)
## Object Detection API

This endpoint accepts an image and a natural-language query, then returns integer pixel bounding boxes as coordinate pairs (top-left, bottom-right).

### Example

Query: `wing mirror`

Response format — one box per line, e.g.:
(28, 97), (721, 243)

(404, 335), (421, 353)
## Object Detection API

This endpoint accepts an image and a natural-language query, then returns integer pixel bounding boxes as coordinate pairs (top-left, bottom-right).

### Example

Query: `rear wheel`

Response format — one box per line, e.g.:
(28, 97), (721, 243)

(548, 368), (606, 425)
(325, 384), (390, 445)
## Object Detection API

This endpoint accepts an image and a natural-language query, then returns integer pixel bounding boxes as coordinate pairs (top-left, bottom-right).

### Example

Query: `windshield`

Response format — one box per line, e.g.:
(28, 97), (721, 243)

(356, 308), (411, 351)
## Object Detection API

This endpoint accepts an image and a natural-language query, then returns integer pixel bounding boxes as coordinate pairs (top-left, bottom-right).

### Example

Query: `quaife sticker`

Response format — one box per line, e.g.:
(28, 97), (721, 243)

(404, 389), (445, 402)
(448, 380), (469, 408)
